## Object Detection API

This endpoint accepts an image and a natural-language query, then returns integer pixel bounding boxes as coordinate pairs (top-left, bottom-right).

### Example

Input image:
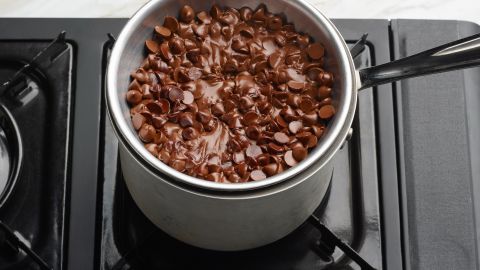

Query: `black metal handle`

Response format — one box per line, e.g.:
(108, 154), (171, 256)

(359, 33), (480, 90)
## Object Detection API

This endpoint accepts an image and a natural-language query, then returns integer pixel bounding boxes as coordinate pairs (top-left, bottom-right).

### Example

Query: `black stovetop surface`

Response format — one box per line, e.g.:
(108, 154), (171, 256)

(0, 18), (478, 270)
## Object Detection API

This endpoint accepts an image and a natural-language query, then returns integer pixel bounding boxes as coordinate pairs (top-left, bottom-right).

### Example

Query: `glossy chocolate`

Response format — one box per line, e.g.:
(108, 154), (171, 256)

(127, 4), (335, 182)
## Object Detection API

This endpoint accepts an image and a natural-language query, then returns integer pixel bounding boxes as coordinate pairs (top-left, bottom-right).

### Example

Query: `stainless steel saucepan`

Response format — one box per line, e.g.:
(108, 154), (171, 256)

(107, 0), (480, 251)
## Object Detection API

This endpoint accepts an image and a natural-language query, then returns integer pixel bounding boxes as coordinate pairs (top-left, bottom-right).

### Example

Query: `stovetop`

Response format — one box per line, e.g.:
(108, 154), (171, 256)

(0, 18), (479, 270)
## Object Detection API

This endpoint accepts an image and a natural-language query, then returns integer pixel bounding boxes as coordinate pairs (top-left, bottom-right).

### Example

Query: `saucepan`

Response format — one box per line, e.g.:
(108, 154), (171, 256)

(107, 0), (480, 251)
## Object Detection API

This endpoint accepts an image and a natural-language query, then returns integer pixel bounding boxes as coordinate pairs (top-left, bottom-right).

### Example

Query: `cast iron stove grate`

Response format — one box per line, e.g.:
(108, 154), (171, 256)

(0, 32), (73, 270)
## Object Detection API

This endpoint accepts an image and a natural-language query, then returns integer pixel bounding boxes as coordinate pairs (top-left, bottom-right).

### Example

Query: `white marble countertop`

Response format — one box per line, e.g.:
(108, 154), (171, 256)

(0, 0), (479, 26)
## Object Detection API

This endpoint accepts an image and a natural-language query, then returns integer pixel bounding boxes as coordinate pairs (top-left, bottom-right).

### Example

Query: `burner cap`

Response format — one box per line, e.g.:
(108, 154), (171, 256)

(0, 103), (22, 208)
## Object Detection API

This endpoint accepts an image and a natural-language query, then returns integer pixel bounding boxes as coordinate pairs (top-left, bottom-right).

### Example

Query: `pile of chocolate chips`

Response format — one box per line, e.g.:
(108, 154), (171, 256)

(126, 4), (336, 183)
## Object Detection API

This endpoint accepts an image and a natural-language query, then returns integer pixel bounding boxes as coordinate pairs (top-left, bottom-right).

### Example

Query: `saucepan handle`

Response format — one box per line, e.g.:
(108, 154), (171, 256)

(358, 33), (480, 90)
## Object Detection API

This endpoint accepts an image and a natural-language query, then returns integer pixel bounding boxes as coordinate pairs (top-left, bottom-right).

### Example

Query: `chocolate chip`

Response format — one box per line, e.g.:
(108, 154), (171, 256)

(254, 61), (268, 75)
(239, 96), (254, 111)
(257, 134), (272, 145)
(274, 132), (290, 144)
(292, 146), (308, 162)
(263, 163), (278, 176)
(179, 112), (194, 128)
(145, 40), (159, 54)
(218, 12), (237, 25)
(306, 43), (324, 60)
(131, 68), (149, 83)
(155, 25), (172, 38)
(297, 132), (317, 148)
(318, 72), (334, 86)
(140, 111), (153, 122)
(145, 143), (159, 156)
(157, 99), (170, 114)
(145, 101), (165, 115)
(141, 84), (153, 99)
(197, 11), (212, 24)
(210, 5), (223, 19)
(186, 49), (201, 64)
(307, 67), (323, 81)
(284, 150), (298, 166)
(221, 25), (234, 39)
(196, 111), (212, 124)
(139, 124), (156, 143)
(250, 170), (267, 181)
(286, 94), (301, 108)
(280, 106), (297, 122)
(311, 125), (325, 138)
(273, 115), (287, 129)
(233, 151), (245, 164)
(268, 51), (282, 68)
(126, 90), (142, 105)
(235, 162), (248, 177)
(173, 102), (188, 112)
(182, 127), (199, 140)
(211, 103), (225, 117)
(180, 5), (195, 23)
(238, 25), (255, 38)
(267, 16), (283, 31)
(152, 115), (168, 128)
(297, 35), (310, 48)
(232, 38), (249, 54)
(164, 16), (179, 33)
(203, 119), (217, 132)
(299, 97), (316, 113)
(302, 112), (319, 126)
(132, 113), (146, 130)
(159, 42), (172, 61)
(267, 142), (284, 154)
(317, 86), (332, 100)
(129, 80), (141, 91)
(252, 5), (267, 22)
(208, 164), (222, 173)
(182, 91), (194, 104)
(228, 173), (241, 183)
(224, 59), (238, 73)
(275, 34), (286, 47)
(168, 86), (184, 102)
(171, 160), (186, 172)
(318, 105), (335, 119)
(169, 37), (185, 54)
(246, 126), (261, 140)
(288, 120), (303, 134)
(246, 144), (263, 158)
(187, 67), (202, 80)
(239, 7), (253, 21)
(243, 111), (259, 126)
(193, 24), (209, 37)
(287, 80), (305, 92)
(209, 21), (222, 38)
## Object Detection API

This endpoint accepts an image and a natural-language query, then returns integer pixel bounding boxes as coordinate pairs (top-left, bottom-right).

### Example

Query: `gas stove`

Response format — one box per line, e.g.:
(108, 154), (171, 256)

(0, 18), (478, 270)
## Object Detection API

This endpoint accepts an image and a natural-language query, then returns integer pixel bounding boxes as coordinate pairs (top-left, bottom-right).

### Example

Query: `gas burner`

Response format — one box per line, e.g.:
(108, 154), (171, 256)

(0, 30), (72, 269)
(0, 103), (22, 208)
(0, 31), (67, 210)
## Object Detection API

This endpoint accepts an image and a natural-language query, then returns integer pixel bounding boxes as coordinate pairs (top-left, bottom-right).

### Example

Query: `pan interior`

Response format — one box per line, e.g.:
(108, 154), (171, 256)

(108, 0), (356, 191)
